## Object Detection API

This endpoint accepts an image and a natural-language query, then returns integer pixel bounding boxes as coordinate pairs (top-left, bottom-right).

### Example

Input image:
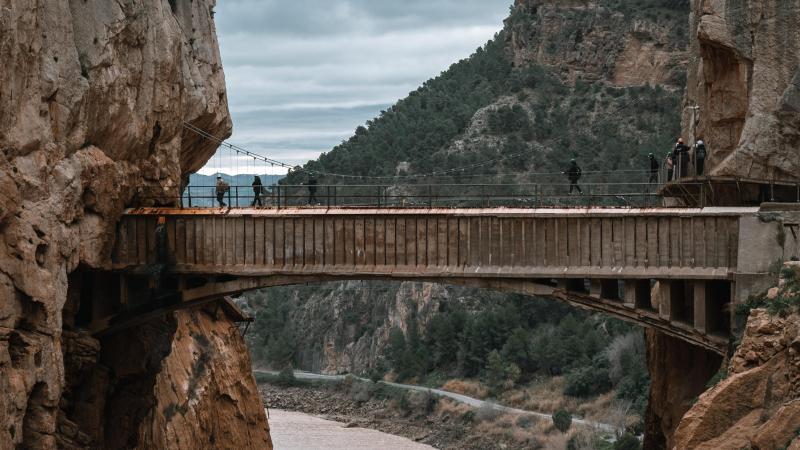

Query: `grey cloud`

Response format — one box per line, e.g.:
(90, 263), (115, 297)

(205, 0), (511, 175)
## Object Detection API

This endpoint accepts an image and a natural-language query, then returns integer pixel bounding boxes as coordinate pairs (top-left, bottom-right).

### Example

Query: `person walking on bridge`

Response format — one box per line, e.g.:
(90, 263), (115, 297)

(694, 139), (707, 176)
(251, 175), (264, 207)
(648, 153), (659, 184)
(215, 175), (230, 208)
(563, 159), (583, 195)
(306, 172), (319, 205)
(673, 138), (690, 179)
(665, 152), (674, 181)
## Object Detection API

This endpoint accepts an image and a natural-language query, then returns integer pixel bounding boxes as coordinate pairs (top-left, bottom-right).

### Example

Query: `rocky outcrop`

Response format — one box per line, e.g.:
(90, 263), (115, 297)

(102, 308), (271, 450)
(643, 330), (723, 450)
(507, 0), (689, 86)
(0, 0), (268, 448)
(673, 310), (800, 449)
(668, 263), (800, 449)
(684, 1), (800, 180)
(248, 281), (486, 375)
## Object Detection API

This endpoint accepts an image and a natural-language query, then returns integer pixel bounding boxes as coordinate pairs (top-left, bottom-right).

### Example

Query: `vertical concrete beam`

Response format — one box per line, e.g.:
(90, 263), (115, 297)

(693, 281), (708, 334)
(590, 280), (602, 298)
(623, 281), (636, 308)
(658, 280), (672, 320)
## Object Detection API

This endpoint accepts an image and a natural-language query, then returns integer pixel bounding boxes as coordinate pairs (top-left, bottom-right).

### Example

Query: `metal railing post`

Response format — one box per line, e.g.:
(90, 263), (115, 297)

(276, 185), (281, 211)
(235, 186), (239, 208)
(327, 186), (331, 208)
(428, 185), (433, 209)
(187, 188), (192, 208)
(227, 187), (232, 208)
(377, 186), (381, 208)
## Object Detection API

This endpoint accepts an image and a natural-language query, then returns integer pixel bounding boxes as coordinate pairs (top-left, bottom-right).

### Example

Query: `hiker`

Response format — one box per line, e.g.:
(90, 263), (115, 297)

(215, 175), (229, 207)
(648, 153), (659, 184)
(563, 159), (583, 195)
(665, 152), (674, 181)
(306, 172), (319, 205)
(673, 138), (690, 179)
(695, 139), (707, 176)
(251, 175), (264, 207)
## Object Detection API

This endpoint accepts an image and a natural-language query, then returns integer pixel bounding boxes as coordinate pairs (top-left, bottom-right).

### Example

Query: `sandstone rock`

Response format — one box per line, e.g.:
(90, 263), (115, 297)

(0, 0), (267, 448)
(767, 287), (780, 299)
(684, 1), (800, 180)
(644, 330), (723, 450)
(674, 310), (800, 449)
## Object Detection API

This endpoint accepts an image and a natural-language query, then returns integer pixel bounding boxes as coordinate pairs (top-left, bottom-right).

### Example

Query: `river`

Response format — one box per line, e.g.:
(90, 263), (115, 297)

(268, 409), (434, 450)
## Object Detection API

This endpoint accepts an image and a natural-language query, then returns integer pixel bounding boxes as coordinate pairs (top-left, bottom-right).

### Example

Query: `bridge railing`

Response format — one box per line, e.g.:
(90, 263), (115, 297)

(177, 182), (677, 209)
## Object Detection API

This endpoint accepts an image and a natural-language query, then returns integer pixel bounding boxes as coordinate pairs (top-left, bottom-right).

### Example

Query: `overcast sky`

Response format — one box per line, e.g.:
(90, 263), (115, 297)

(199, 0), (511, 175)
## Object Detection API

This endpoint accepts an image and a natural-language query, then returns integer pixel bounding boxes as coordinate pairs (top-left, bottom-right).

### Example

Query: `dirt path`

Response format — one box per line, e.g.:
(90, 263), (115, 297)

(255, 370), (615, 432)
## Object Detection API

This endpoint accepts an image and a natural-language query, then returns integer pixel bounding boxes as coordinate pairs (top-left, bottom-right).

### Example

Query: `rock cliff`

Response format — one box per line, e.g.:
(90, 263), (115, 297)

(0, 0), (269, 448)
(246, 281), (496, 375)
(672, 264), (800, 449)
(508, 0), (689, 86)
(684, 0), (800, 180)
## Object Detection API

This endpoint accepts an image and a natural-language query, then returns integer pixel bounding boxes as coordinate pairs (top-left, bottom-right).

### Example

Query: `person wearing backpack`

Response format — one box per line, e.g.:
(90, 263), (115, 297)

(665, 152), (674, 181)
(251, 175), (264, 207)
(648, 153), (659, 184)
(215, 175), (230, 207)
(695, 139), (707, 176)
(563, 159), (583, 194)
(673, 138), (690, 179)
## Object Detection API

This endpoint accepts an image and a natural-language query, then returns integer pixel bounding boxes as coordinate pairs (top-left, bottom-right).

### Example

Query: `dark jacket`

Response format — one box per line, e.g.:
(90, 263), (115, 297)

(695, 143), (707, 159)
(649, 157), (659, 173)
(252, 176), (263, 194)
(565, 162), (582, 182)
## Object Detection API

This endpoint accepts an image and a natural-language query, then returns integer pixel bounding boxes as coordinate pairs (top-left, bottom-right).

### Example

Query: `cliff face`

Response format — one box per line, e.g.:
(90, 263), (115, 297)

(247, 281), (488, 374)
(673, 309), (800, 449)
(684, 0), (800, 180)
(643, 330), (723, 450)
(508, 0), (689, 86)
(0, 1), (268, 448)
(672, 262), (800, 450)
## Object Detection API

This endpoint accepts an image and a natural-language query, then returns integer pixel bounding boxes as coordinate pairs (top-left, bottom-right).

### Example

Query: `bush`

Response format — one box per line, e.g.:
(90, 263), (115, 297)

(276, 366), (298, 387)
(614, 433), (641, 450)
(552, 409), (572, 433)
(475, 401), (501, 422)
(564, 364), (612, 397)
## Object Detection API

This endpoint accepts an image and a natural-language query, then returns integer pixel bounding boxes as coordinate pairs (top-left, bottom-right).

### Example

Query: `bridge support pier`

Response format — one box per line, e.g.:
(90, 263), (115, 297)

(693, 281), (708, 334)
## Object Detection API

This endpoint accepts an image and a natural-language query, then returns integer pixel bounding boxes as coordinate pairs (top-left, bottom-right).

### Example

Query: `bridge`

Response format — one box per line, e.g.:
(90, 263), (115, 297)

(83, 203), (800, 354)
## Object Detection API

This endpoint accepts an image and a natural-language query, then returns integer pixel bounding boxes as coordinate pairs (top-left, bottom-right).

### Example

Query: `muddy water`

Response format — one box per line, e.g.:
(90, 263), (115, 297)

(268, 409), (434, 450)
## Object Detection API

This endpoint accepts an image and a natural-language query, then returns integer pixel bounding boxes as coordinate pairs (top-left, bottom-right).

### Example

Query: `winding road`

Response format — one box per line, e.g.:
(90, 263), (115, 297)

(254, 370), (616, 433)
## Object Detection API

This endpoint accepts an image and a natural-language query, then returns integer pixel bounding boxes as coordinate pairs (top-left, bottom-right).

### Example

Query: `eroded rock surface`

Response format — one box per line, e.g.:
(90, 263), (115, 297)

(684, 1), (800, 179)
(643, 330), (723, 450)
(673, 309), (800, 450)
(0, 0), (268, 448)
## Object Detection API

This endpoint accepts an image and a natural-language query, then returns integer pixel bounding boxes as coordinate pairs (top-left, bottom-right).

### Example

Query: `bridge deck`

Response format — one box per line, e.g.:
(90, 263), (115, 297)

(114, 207), (756, 280)
(100, 206), (789, 354)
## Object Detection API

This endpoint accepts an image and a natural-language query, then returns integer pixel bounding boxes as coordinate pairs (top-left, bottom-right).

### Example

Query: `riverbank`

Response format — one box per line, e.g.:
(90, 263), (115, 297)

(269, 409), (434, 450)
(259, 375), (616, 450)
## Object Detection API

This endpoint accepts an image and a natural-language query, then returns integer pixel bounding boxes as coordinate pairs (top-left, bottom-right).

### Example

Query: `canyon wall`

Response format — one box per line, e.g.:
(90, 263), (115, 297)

(0, 0), (269, 448)
(508, 0), (689, 86)
(684, 0), (800, 180)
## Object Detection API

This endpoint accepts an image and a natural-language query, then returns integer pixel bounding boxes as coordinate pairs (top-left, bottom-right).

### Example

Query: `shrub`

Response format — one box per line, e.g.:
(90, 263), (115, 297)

(552, 409), (572, 433)
(613, 433), (641, 450)
(475, 401), (501, 422)
(276, 366), (297, 387)
(564, 364), (612, 397)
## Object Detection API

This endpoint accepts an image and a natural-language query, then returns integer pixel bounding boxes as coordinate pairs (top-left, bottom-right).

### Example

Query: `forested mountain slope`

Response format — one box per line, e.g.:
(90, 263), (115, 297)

(285, 0), (689, 186)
